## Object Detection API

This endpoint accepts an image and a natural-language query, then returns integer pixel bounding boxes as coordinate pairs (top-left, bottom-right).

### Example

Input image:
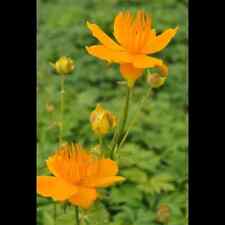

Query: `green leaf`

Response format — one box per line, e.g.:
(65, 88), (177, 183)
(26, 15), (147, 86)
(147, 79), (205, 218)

(135, 208), (156, 225)
(110, 183), (142, 206)
(37, 197), (54, 208)
(121, 168), (148, 184)
(119, 144), (161, 173)
(80, 202), (110, 225)
(138, 174), (175, 195)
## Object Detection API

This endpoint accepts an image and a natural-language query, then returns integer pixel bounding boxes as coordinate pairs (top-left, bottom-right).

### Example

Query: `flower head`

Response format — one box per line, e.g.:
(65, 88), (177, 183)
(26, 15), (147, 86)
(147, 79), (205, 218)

(86, 10), (177, 86)
(51, 56), (75, 75)
(90, 104), (117, 136)
(37, 143), (125, 209)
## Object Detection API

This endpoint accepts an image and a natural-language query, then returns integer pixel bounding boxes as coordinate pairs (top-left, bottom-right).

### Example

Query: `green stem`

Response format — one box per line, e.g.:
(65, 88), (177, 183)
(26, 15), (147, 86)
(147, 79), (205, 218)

(111, 86), (131, 158)
(75, 206), (80, 225)
(98, 136), (104, 156)
(54, 203), (57, 225)
(118, 86), (131, 143)
(118, 87), (152, 150)
(63, 203), (67, 214)
(99, 136), (103, 147)
(59, 76), (65, 146)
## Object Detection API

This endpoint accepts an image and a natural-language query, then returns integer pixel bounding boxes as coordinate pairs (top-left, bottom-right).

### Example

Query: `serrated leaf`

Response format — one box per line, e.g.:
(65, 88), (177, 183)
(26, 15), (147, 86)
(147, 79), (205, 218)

(138, 174), (175, 195)
(42, 211), (55, 225)
(136, 208), (156, 225)
(121, 168), (148, 183)
(82, 201), (110, 225)
(110, 183), (142, 206)
(119, 144), (161, 173)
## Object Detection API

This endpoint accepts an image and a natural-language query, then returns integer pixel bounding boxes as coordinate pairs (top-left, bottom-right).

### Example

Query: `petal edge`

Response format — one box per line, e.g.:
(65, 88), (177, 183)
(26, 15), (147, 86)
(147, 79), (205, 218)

(87, 21), (123, 51)
(142, 27), (178, 54)
(37, 176), (78, 201)
(133, 55), (163, 68)
(86, 45), (133, 64)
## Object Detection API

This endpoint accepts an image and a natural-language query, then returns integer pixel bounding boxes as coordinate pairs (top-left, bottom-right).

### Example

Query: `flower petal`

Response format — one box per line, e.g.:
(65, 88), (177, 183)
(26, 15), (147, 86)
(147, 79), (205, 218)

(69, 187), (97, 209)
(37, 176), (78, 201)
(113, 11), (133, 47)
(87, 21), (123, 51)
(83, 159), (125, 188)
(46, 144), (93, 184)
(88, 176), (125, 188)
(133, 55), (163, 68)
(120, 63), (144, 81)
(98, 159), (119, 176)
(86, 158), (119, 178)
(86, 45), (133, 64)
(142, 27), (178, 54)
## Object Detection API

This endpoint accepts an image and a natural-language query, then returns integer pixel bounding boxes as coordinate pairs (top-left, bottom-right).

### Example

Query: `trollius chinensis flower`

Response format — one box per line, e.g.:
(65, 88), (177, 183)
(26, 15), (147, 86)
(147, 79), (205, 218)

(37, 143), (125, 209)
(86, 10), (178, 87)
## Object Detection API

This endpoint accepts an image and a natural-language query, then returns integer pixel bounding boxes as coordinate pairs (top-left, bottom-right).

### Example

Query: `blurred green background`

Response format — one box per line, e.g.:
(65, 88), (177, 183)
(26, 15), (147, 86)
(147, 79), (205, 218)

(37, 0), (187, 224)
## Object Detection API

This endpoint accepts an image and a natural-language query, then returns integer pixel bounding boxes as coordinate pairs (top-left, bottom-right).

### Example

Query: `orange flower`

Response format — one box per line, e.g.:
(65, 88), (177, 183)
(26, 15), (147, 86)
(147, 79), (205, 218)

(86, 10), (178, 86)
(37, 144), (125, 209)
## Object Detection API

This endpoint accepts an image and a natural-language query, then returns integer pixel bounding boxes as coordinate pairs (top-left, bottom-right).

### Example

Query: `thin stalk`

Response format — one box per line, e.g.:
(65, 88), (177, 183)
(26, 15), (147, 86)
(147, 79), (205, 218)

(98, 135), (104, 156)
(111, 86), (131, 158)
(98, 136), (103, 147)
(118, 87), (152, 150)
(54, 77), (65, 224)
(75, 206), (80, 225)
(118, 86), (131, 144)
(54, 203), (57, 225)
(59, 76), (65, 146)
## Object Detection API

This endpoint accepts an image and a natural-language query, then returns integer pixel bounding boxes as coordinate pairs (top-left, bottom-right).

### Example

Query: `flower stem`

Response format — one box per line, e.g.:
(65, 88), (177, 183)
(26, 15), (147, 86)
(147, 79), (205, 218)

(111, 86), (131, 158)
(118, 86), (131, 143)
(118, 87), (152, 150)
(59, 76), (65, 146)
(99, 136), (103, 147)
(54, 203), (57, 225)
(75, 206), (80, 225)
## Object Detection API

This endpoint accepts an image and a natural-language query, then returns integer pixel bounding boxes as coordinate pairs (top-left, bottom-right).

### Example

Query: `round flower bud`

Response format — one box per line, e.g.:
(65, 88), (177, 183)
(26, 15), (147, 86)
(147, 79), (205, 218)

(90, 104), (117, 136)
(46, 103), (55, 113)
(51, 56), (75, 75)
(156, 204), (171, 224)
(147, 73), (167, 88)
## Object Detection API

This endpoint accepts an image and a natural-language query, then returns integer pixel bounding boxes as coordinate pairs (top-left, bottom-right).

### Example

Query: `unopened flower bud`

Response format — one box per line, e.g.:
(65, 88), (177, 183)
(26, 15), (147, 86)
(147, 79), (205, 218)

(147, 73), (167, 88)
(159, 63), (168, 77)
(90, 104), (117, 136)
(51, 56), (75, 75)
(46, 103), (55, 113)
(156, 204), (171, 224)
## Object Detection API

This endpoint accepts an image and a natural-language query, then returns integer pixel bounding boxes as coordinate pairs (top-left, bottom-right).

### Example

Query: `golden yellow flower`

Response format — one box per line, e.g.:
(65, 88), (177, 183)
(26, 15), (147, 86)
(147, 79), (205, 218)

(37, 144), (125, 209)
(86, 10), (177, 85)
(90, 104), (117, 136)
(51, 56), (75, 75)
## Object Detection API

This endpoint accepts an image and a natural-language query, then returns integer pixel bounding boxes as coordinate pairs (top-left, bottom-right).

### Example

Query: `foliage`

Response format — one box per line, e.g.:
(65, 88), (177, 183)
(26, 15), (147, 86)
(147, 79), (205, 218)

(37, 0), (187, 224)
